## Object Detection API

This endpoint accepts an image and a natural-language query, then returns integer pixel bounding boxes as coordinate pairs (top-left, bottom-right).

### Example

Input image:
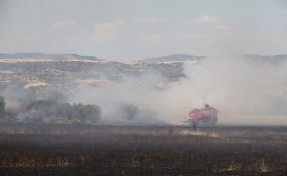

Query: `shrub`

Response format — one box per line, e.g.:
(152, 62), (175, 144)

(24, 99), (102, 122)
(0, 96), (6, 112)
(119, 103), (139, 120)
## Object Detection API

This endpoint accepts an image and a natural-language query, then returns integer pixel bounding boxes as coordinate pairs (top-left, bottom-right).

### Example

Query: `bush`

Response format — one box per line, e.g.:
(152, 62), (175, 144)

(71, 103), (102, 122)
(24, 99), (102, 122)
(0, 96), (6, 112)
(119, 103), (139, 120)
(117, 103), (158, 123)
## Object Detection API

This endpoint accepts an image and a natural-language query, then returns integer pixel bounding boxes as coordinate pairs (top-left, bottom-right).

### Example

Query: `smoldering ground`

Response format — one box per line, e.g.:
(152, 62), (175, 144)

(70, 56), (287, 125)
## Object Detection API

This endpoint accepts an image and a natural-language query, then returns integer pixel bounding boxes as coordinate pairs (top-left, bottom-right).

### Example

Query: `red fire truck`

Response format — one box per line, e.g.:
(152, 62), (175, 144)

(188, 104), (218, 126)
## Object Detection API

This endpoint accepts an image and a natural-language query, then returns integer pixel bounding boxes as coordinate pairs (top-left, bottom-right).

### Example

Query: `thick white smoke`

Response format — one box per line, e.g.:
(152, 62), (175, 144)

(170, 57), (287, 124)
(69, 71), (164, 124)
(70, 57), (287, 125)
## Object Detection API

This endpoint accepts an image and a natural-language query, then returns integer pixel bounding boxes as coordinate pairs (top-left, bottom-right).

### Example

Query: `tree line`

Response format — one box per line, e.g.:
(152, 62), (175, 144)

(0, 96), (157, 123)
(0, 96), (102, 123)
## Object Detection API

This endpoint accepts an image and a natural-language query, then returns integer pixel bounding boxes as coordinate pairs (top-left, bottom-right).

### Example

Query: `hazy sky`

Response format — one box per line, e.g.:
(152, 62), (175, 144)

(0, 0), (287, 60)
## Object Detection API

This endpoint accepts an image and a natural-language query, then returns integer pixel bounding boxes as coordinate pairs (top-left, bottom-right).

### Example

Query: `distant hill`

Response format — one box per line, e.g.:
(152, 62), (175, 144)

(143, 54), (205, 62)
(0, 53), (101, 61)
(143, 53), (287, 63)
(243, 54), (287, 64)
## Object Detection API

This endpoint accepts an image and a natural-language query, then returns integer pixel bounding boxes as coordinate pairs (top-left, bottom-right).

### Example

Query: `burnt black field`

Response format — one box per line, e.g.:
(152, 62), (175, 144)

(1, 123), (287, 175)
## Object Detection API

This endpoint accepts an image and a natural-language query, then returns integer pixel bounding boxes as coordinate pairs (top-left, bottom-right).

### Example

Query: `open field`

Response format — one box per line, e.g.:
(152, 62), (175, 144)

(1, 123), (287, 175)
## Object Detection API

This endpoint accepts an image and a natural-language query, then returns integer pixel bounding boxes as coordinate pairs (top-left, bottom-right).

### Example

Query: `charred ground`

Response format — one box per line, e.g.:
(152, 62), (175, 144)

(1, 123), (287, 175)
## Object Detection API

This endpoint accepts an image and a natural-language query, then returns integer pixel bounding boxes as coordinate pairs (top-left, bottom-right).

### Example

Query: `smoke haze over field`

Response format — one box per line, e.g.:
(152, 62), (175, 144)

(1, 0), (287, 125)
(69, 56), (287, 125)
(179, 57), (287, 124)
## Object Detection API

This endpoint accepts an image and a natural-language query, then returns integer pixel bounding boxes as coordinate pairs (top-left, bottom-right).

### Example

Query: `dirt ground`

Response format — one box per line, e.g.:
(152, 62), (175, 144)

(1, 122), (287, 175)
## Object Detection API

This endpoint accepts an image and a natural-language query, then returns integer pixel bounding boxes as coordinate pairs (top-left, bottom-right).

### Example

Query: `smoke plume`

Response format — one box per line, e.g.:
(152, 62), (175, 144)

(70, 56), (287, 125)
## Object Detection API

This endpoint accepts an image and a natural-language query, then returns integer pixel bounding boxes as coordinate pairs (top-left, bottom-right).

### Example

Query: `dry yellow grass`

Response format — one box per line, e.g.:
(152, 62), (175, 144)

(24, 80), (48, 89)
